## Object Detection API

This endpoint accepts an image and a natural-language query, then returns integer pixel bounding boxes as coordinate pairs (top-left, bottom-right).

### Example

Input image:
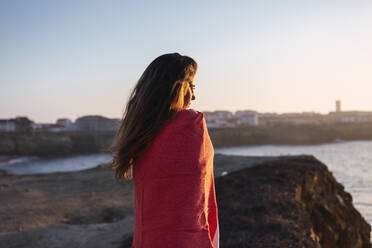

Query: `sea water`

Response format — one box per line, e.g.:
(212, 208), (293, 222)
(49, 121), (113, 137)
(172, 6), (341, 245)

(0, 152), (112, 175)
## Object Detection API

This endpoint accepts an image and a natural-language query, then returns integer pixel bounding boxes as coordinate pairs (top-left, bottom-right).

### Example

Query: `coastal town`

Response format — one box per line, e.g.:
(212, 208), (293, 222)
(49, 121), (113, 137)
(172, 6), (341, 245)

(1, 100), (372, 133)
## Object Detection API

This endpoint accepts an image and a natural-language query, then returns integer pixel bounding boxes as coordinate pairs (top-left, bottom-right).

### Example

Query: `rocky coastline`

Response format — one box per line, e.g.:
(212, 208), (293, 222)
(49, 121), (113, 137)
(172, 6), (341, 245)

(0, 154), (371, 248)
(214, 155), (372, 248)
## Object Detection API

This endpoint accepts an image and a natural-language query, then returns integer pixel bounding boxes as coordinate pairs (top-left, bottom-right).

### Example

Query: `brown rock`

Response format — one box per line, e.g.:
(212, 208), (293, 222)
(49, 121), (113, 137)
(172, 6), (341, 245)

(215, 155), (371, 248)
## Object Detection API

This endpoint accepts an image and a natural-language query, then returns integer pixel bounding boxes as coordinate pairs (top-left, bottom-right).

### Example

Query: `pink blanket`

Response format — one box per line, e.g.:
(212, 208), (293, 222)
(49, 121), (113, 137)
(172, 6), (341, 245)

(131, 109), (219, 248)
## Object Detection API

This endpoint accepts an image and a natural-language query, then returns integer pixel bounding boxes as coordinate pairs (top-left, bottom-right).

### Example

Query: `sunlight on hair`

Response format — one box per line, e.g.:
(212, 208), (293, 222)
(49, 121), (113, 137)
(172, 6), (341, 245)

(169, 80), (188, 111)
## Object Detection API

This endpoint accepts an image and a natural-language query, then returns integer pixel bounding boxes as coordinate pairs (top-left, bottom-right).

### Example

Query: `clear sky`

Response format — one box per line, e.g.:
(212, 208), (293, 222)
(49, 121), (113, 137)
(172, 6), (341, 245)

(1, 0), (372, 123)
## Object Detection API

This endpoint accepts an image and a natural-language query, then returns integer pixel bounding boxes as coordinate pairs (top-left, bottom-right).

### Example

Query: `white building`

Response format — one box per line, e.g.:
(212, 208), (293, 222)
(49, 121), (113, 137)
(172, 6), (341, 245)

(203, 111), (235, 128)
(56, 118), (76, 131)
(203, 111), (233, 122)
(235, 110), (259, 126)
(328, 111), (372, 123)
(0, 119), (16, 132)
(75, 115), (119, 131)
(34, 123), (65, 132)
(57, 118), (72, 126)
(237, 115), (259, 126)
(0, 117), (34, 132)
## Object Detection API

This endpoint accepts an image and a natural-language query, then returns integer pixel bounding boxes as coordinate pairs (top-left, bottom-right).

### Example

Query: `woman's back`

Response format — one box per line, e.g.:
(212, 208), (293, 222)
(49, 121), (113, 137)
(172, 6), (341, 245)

(131, 109), (219, 248)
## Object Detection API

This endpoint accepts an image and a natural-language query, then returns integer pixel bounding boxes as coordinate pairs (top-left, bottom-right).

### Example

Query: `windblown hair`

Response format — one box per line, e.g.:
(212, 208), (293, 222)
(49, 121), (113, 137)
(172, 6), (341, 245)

(106, 53), (198, 180)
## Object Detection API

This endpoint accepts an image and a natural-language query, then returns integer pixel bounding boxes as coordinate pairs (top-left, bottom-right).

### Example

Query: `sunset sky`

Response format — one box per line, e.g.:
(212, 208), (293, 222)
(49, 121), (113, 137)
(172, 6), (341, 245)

(1, 0), (371, 123)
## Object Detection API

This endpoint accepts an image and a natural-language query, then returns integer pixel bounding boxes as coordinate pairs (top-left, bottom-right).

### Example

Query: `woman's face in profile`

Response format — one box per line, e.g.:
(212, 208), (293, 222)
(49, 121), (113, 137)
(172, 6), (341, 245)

(184, 74), (196, 109)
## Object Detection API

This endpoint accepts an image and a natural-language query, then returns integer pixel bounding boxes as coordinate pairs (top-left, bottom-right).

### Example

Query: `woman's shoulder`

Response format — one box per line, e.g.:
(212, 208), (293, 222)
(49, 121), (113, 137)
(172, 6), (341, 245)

(165, 108), (205, 133)
(178, 108), (204, 119)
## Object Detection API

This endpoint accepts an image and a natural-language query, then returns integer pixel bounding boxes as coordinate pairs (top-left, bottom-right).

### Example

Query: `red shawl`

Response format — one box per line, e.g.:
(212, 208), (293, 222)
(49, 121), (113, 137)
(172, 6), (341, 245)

(131, 109), (219, 248)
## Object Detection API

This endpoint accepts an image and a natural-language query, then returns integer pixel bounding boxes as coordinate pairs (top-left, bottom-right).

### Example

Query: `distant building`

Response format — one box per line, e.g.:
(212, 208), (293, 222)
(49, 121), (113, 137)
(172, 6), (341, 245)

(56, 118), (72, 127)
(237, 115), (259, 126)
(204, 111), (233, 122)
(0, 119), (16, 132)
(35, 122), (74, 132)
(34, 123), (43, 131)
(56, 118), (76, 131)
(328, 111), (372, 123)
(75, 115), (120, 131)
(235, 110), (259, 126)
(34, 123), (57, 132)
(203, 110), (235, 128)
(257, 113), (279, 126)
(34, 116), (119, 132)
(15, 117), (35, 132)
(0, 117), (35, 133)
(235, 110), (257, 118)
(48, 124), (66, 132)
(336, 100), (341, 112)
(258, 112), (323, 126)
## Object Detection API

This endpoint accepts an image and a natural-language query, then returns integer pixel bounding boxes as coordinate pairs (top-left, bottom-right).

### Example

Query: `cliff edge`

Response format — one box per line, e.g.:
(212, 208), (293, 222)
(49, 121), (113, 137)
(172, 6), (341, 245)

(215, 155), (371, 248)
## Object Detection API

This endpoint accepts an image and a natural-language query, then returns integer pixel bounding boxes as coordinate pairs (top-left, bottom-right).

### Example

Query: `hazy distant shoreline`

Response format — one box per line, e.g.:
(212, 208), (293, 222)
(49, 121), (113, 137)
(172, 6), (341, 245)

(1, 122), (372, 156)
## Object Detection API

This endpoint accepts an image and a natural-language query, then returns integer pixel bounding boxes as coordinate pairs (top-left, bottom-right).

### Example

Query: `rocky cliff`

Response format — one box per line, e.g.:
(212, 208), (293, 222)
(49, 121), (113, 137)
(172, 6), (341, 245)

(214, 155), (371, 248)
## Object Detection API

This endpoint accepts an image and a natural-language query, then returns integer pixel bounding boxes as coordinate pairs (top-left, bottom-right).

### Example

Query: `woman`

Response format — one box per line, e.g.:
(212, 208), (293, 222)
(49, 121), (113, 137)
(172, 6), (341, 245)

(108, 53), (219, 248)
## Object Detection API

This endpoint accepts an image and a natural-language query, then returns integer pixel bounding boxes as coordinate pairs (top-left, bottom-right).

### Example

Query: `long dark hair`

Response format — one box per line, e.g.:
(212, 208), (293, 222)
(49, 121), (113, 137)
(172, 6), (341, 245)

(107, 53), (198, 180)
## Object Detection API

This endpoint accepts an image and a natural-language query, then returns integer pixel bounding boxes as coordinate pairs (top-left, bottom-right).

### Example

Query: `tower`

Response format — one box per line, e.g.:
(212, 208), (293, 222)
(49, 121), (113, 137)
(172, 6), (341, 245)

(336, 100), (341, 112)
